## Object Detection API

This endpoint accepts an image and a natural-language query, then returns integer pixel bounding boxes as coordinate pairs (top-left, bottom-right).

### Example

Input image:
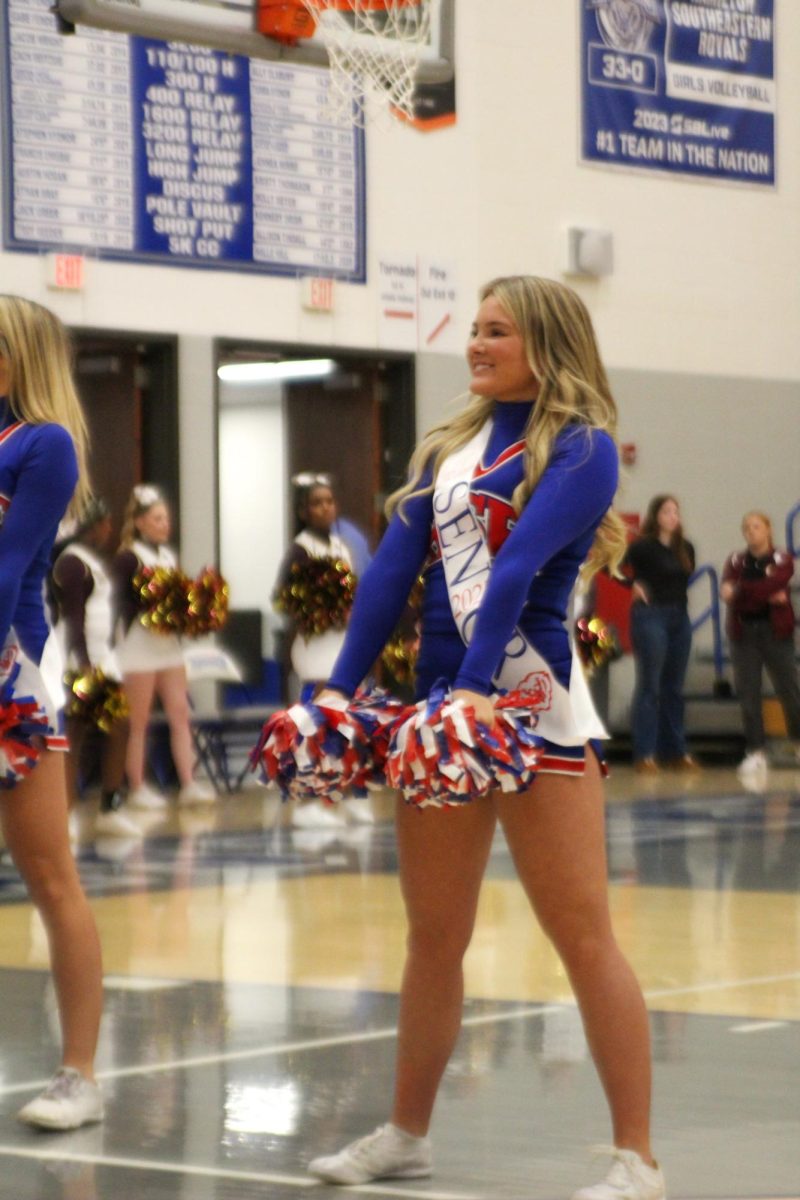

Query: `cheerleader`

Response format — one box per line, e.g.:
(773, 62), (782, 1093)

(274, 476), (374, 826)
(51, 496), (140, 839)
(0, 295), (104, 1129)
(113, 485), (214, 808)
(307, 278), (664, 1200)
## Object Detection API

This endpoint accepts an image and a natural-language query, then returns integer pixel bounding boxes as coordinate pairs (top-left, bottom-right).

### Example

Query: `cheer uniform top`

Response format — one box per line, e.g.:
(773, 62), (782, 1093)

(275, 528), (354, 684)
(329, 401), (618, 749)
(113, 539), (185, 672)
(52, 542), (122, 680)
(0, 400), (78, 753)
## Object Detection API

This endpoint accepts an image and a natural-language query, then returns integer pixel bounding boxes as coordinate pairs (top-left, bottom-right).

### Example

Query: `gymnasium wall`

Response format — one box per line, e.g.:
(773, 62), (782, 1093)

(1, 2), (797, 596)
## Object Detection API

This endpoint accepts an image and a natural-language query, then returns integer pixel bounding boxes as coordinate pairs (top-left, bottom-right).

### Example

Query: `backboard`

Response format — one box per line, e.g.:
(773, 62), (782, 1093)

(54, 0), (455, 84)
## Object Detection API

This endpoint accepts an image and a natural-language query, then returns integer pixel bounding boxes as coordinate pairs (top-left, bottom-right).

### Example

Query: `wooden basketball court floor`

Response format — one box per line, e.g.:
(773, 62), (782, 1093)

(0, 766), (797, 1200)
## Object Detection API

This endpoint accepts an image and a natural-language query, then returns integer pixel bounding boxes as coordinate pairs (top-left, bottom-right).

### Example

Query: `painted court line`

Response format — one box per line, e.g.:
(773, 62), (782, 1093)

(728, 1020), (789, 1034)
(0, 1145), (479, 1200)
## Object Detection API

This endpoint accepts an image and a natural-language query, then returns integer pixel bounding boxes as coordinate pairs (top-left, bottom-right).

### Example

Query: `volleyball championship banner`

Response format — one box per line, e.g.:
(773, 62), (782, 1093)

(1, 0), (366, 279)
(581, 0), (775, 186)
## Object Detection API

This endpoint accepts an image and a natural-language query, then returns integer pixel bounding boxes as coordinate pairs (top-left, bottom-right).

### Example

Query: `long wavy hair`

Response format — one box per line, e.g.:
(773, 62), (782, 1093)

(0, 295), (90, 515)
(387, 275), (627, 579)
(640, 494), (693, 572)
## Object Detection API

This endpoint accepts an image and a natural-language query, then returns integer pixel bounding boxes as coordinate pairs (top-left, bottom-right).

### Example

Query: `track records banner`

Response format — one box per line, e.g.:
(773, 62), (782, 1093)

(581, 1), (775, 186)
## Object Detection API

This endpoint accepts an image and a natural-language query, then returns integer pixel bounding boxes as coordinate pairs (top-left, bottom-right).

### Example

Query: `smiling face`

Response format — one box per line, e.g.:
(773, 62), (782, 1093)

(135, 501), (170, 545)
(467, 296), (538, 403)
(656, 498), (681, 536)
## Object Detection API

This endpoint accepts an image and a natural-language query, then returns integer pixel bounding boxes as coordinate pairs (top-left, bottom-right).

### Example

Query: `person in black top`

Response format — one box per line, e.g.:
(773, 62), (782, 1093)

(625, 495), (699, 773)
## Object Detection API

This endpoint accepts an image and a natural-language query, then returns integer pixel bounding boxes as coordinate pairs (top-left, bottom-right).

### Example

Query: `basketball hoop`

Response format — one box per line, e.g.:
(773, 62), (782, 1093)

(259, 0), (436, 127)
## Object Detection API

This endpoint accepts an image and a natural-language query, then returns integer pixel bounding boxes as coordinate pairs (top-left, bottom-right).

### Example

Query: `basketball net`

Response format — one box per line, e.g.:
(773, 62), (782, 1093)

(297, 0), (435, 127)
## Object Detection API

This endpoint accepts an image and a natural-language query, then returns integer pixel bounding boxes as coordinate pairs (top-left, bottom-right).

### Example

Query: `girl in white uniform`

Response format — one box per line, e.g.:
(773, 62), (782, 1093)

(113, 485), (214, 808)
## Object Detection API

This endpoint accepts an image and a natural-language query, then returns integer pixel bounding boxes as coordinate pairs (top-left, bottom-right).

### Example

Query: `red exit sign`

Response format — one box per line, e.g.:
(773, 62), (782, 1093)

(45, 253), (86, 291)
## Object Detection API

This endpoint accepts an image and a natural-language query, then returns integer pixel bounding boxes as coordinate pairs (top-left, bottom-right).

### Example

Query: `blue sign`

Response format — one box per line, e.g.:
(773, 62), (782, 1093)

(2, 0), (366, 280)
(581, 0), (775, 185)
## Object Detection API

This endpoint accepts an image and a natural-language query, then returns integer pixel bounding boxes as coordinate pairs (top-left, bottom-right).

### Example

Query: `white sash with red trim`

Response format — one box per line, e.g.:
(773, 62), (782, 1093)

(432, 423), (606, 746)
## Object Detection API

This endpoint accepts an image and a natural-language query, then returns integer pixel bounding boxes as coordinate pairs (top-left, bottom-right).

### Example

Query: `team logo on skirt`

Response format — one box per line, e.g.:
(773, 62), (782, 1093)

(517, 670), (553, 712)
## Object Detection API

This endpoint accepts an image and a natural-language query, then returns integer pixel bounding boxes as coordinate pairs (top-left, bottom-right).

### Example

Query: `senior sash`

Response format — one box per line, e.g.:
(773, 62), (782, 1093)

(433, 423), (606, 746)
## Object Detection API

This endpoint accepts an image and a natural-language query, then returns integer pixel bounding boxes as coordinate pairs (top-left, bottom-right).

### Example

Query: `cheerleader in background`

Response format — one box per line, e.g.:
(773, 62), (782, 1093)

(51, 496), (140, 839)
(274, 475), (374, 827)
(113, 485), (214, 809)
(0, 295), (104, 1129)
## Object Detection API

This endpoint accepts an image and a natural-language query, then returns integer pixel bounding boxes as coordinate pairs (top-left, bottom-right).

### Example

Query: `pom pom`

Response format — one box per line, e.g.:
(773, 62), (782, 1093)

(251, 689), (410, 802)
(274, 557), (356, 638)
(386, 680), (545, 808)
(64, 669), (129, 733)
(574, 616), (620, 676)
(0, 663), (49, 788)
(133, 566), (230, 638)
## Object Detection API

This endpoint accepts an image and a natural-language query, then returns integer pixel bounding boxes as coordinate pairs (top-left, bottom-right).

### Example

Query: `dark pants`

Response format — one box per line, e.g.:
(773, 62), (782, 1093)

(729, 621), (800, 751)
(630, 603), (692, 762)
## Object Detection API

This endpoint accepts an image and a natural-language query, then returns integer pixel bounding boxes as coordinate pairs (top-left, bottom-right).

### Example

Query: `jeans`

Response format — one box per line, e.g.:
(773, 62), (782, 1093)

(729, 621), (800, 751)
(630, 603), (692, 761)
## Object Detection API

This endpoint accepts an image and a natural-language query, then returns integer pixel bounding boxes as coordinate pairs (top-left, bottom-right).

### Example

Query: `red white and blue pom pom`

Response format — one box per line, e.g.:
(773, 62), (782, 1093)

(0, 663), (50, 789)
(251, 689), (409, 803)
(386, 680), (545, 807)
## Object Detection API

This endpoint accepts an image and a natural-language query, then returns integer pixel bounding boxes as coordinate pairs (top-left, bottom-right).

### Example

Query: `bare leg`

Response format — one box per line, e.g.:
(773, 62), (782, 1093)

(391, 797), (497, 1136)
(155, 665), (195, 787)
(123, 670), (157, 789)
(64, 716), (88, 810)
(1, 752), (103, 1077)
(495, 753), (654, 1163)
(100, 718), (129, 799)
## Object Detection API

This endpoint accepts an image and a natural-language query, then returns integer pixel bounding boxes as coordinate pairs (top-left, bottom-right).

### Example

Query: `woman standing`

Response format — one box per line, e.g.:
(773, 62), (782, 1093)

(114, 485), (214, 809)
(721, 511), (800, 777)
(0, 295), (104, 1129)
(51, 496), (139, 838)
(308, 277), (664, 1200)
(274, 477), (373, 827)
(626, 495), (699, 774)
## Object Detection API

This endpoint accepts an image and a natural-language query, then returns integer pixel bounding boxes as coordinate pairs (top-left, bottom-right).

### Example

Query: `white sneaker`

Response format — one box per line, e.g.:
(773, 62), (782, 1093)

(17, 1068), (104, 1131)
(94, 808), (144, 839)
(127, 783), (168, 811)
(344, 796), (375, 825)
(737, 750), (768, 777)
(308, 1123), (433, 1185)
(572, 1147), (665, 1200)
(291, 800), (346, 829)
(178, 780), (216, 806)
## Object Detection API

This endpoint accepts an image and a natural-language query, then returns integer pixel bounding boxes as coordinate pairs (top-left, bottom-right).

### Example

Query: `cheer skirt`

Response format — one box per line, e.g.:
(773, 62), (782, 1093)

(116, 621), (186, 673)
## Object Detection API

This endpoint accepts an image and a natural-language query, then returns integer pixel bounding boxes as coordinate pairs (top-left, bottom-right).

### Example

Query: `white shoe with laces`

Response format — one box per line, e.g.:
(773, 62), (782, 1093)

(128, 783), (168, 811)
(94, 808), (143, 838)
(571, 1147), (666, 1200)
(308, 1123), (433, 1185)
(178, 780), (216, 806)
(17, 1068), (104, 1131)
(737, 749), (767, 777)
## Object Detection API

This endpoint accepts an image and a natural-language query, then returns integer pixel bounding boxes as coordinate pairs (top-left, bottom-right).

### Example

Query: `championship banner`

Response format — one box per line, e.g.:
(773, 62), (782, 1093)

(581, 0), (775, 186)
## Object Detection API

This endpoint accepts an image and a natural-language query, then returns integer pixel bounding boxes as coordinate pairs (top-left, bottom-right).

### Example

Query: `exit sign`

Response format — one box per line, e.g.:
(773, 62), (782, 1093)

(301, 276), (335, 312)
(45, 253), (86, 291)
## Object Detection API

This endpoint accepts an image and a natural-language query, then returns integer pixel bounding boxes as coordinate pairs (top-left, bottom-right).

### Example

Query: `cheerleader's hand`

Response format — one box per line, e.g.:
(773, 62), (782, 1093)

(453, 688), (496, 727)
(312, 686), (351, 709)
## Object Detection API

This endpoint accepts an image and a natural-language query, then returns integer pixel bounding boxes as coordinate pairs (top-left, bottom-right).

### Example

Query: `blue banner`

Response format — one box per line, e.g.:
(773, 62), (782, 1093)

(581, 0), (775, 185)
(2, 0), (366, 280)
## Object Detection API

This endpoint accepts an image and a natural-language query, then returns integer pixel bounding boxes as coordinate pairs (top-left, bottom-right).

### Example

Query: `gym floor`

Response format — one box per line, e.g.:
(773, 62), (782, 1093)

(0, 764), (798, 1200)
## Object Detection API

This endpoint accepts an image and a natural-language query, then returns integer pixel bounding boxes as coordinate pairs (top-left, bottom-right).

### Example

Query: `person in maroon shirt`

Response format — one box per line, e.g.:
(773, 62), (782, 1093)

(721, 511), (800, 778)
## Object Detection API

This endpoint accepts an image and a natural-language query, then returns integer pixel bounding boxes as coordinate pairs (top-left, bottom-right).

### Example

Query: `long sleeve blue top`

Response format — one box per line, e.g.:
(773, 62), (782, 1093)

(329, 401), (618, 699)
(0, 400), (78, 662)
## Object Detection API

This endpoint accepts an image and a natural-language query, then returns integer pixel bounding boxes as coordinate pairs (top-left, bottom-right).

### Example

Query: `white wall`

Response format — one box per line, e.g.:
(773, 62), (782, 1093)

(2, 1), (797, 593)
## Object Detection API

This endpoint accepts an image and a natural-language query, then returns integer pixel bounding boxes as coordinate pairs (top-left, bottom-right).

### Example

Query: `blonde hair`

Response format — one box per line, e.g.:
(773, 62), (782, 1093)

(0, 295), (91, 515)
(741, 510), (774, 546)
(119, 483), (166, 548)
(387, 275), (627, 579)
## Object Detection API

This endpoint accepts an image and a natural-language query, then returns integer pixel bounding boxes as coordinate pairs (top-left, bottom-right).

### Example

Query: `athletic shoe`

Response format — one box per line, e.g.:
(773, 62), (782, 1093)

(662, 754), (702, 773)
(17, 1068), (104, 1131)
(633, 758), (659, 775)
(344, 796), (375, 825)
(291, 800), (346, 829)
(127, 783), (168, 811)
(571, 1147), (665, 1200)
(178, 780), (216, 806)
(94, 808), (144, 839)
(308, 1123), (432, 1185)
(737, 749), (768, 777)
